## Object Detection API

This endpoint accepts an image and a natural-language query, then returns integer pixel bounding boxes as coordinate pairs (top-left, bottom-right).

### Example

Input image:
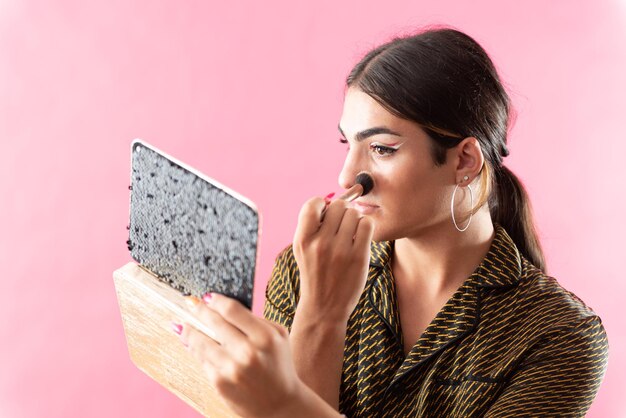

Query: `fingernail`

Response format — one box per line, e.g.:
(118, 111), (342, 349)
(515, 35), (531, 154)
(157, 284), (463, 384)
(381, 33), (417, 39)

(324, 192), (335, 203)
(171, 322), (183, 335)
(185, 296), (201, 310)
(202, 292), (213, 304)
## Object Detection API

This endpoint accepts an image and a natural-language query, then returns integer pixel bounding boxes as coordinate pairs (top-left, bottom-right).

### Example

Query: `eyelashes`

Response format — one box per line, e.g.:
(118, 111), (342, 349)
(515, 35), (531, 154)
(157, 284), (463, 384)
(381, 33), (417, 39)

(339, 138), (349, 153)
(370, 142), (399, 156)
(338, 138), (400, 157)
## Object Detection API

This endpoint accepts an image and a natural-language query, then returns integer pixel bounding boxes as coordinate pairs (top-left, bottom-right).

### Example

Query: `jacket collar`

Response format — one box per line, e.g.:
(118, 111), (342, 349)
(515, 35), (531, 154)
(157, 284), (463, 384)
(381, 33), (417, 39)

(369, 240), (393, 268)
(472, 225), (522, 288)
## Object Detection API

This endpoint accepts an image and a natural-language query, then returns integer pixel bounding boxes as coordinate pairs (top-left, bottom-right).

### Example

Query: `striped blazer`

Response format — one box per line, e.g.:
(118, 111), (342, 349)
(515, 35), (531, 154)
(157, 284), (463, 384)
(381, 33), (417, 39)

(264, 226), (608, 417)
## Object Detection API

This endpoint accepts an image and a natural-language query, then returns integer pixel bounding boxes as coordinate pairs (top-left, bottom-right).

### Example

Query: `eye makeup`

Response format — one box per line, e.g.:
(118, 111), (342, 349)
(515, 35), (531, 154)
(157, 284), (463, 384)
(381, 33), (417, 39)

(338, 137), (403, 157)
(370, 142), (402, 156)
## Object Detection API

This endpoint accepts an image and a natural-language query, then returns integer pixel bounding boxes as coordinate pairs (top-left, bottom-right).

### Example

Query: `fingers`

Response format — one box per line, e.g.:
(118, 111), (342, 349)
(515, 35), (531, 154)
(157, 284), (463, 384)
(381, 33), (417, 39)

(317, 199), (349, 236)
(175, 296), (299, 418)
(353, 215), (375, 253)
(182, 323), (229, 371)
(293, 196), (326, 244)
(205, 293), (282, 346)
(176, 294), (292, 394)
(182, 323), (244, 393)
(334, 207), (362, 247)
(294, 196), (353, 241)
(187, 296), (248, 348)
(293, 194), (374, 261)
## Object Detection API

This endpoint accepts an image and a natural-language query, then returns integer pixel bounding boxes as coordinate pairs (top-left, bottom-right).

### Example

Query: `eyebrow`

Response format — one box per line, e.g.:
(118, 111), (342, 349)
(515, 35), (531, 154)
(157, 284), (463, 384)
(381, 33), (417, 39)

(338, 125), (403, 142)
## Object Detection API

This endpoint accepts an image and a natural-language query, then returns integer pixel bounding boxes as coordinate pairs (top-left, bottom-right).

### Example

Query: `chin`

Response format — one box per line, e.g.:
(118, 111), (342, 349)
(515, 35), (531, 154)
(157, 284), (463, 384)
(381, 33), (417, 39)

(371, 223), (398, 243)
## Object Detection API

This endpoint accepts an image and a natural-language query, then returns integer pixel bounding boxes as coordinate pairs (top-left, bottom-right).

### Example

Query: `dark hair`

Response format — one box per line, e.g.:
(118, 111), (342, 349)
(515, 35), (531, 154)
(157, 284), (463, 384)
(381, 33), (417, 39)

(346, 27), (546, 272)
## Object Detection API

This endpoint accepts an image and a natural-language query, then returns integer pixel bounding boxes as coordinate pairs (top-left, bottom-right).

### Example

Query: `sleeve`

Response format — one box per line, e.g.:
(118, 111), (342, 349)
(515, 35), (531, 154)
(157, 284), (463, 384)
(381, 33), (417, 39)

(484, 315), (609, 417)
(263, 245), (300, 332)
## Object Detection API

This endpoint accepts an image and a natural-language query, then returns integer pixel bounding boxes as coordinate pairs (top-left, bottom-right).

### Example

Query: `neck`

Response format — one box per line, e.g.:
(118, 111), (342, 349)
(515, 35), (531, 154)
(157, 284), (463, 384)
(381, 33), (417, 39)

(392, 208), (495, 296)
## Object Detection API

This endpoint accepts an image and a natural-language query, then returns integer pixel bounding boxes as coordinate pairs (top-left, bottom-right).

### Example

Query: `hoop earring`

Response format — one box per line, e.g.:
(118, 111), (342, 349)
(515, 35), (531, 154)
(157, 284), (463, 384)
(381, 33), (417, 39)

(450, 182), (473, 232)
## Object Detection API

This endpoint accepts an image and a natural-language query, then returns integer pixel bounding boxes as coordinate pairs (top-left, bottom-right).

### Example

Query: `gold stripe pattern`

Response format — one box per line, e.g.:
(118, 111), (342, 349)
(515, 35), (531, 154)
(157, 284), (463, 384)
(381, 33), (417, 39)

(263, 226), (608, 417)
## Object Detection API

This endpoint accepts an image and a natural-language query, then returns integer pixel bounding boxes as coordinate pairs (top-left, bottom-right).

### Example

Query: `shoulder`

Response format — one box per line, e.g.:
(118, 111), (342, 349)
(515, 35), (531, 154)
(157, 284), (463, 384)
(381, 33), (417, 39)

(476, 225), (608, 360)
(477, 262), (609, 417)
(481, 225), (604, 334)
(494, 257), (609, 362)
(516, 258), (603, 328)
(477, 255), (608, 387)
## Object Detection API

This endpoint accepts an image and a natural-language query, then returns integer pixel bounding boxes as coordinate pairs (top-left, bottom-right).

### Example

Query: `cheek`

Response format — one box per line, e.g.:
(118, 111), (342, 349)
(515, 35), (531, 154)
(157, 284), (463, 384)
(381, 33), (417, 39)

(378, 161), (427, 200)
(374, 158), (413, 189)
(380, 167), (449, 219)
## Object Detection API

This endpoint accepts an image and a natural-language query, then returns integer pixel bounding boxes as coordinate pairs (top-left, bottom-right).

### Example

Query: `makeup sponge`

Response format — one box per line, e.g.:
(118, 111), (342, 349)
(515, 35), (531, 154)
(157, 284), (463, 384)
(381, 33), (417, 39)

(127, 142), (258, 309)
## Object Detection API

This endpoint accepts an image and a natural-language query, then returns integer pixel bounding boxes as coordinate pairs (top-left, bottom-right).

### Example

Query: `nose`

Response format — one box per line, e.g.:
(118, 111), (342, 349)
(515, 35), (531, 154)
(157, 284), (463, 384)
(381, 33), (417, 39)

(338, 148), (363, 190)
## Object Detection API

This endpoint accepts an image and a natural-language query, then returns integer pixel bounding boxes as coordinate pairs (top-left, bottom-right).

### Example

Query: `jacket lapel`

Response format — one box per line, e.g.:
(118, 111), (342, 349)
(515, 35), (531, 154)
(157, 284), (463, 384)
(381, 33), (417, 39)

(391, 279), (480, 386)
(367, 225), (522, 388)
(367, 241), (403, 347)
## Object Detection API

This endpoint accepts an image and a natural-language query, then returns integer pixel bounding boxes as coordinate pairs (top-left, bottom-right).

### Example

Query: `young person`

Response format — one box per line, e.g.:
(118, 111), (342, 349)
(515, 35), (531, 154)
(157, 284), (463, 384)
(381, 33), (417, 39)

(176, 28), (608, 417)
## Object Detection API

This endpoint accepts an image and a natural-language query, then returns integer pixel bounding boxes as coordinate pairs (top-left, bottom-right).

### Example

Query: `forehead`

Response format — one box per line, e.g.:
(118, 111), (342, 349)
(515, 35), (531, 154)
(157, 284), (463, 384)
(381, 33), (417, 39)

(339, 87), (422, 137)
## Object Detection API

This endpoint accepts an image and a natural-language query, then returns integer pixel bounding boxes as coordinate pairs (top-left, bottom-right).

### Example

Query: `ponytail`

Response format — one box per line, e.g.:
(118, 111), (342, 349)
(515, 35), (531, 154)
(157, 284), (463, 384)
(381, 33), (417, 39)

(490, 166), (546, 272)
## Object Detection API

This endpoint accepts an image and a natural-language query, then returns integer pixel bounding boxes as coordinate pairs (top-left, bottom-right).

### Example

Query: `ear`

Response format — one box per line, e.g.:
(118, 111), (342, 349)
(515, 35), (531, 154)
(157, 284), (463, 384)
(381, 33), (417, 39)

(453, 137), (484, 186)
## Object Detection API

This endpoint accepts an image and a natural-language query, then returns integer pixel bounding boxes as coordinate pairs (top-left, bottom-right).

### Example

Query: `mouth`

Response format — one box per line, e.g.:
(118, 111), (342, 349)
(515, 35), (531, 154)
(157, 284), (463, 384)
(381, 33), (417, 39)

(353, 200), (379, 215)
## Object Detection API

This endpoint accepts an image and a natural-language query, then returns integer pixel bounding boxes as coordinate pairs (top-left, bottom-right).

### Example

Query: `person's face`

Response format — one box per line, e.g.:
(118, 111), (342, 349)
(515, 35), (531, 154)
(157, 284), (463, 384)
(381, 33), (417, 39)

(338, 88), (456, 242)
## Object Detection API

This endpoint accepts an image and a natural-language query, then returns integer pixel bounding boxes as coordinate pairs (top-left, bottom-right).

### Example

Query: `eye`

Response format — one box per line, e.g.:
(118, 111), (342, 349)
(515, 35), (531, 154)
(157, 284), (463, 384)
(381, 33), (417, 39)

(339, 138), (349, 151)
(370, 143), (399, 156)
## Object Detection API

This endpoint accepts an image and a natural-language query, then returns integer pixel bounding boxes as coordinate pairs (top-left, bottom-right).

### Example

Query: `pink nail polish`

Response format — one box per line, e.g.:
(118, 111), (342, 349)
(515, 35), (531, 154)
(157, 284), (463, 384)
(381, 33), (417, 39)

(171, 322), (183, 335)
(324, 192), (335, 201)
(202, 292), (213, 303)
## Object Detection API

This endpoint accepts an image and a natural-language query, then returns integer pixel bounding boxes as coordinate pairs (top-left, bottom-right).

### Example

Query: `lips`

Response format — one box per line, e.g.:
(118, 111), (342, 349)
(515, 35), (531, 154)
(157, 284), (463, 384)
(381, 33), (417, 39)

(353, 200), (379, 214)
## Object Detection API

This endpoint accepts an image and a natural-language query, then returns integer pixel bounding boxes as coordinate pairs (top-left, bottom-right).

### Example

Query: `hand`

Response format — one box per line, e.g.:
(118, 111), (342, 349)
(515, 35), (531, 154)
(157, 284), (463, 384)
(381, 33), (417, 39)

(175, 293), (308, 418)
(292, 196), (375, 322)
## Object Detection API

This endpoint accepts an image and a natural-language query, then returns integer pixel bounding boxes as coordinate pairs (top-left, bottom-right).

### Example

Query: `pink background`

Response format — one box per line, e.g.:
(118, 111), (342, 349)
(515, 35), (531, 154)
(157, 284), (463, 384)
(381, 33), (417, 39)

(1, 0), (624, 416)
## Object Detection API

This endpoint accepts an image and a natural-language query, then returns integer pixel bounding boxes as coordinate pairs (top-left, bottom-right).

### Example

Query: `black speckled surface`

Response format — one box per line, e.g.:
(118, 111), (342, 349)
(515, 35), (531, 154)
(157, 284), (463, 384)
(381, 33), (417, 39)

(128, 142), (258, 309)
